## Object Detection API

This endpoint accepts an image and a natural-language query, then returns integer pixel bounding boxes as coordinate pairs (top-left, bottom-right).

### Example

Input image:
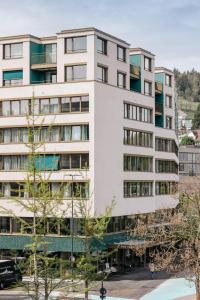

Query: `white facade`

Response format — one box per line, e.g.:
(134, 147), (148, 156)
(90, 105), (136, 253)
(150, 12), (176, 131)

(0, 28), (178, 221)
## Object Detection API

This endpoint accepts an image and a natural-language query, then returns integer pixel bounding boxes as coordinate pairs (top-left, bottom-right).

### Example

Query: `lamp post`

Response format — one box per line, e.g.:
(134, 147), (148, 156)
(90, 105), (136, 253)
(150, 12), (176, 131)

(99, 280), (107, 299)
(64, 173), (82, 283)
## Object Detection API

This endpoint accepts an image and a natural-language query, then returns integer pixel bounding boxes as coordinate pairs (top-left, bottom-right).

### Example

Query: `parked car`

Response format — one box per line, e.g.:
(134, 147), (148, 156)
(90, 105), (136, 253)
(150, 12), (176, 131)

(0, 260), (22, 289)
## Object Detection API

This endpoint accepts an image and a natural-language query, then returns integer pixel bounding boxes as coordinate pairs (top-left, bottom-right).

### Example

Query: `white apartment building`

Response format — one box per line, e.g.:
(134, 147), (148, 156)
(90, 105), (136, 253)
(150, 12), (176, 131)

(0, 28), (178, 253)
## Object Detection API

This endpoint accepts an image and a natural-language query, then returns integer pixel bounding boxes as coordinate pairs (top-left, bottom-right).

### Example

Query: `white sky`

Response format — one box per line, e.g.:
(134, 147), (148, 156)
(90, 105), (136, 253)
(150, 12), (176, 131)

(1, 0), (200, 71)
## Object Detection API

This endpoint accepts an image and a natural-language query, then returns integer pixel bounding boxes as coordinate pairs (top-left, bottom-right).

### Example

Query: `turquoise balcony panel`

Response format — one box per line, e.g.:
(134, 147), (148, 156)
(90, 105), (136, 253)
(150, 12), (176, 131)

(3, 70), (23, 80)
(30, 42), (57, 65)
(130, 77), (141, 93)
(35, 155), (59, 171)
(0, 232), (129, 253)
(155, 72), (164, 84)
(130, 54), (141, 66)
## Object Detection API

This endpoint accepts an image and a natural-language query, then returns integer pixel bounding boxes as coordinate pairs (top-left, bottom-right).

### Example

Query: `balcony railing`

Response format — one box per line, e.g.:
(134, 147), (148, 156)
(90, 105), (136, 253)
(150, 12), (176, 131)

(155, 103), (163, 114)
(31, 52), (57, 65)
(155, 81), (163, 94)
(130, 64), (140, 79)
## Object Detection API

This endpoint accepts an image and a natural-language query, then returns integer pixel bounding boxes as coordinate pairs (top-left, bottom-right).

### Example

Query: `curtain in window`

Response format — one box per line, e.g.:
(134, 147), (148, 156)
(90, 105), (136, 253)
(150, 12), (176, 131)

(81, 125), (89, 140)
(4, 183), (10, 197)
(4, 129), (11, 143)
(4, 157), (10, 170)
(72, 126), (81, 141)
(50, 127), (59, 142)
(12, 156), (18, 169)
(63, 126), (71, 142)
(12, 128), (19, 143)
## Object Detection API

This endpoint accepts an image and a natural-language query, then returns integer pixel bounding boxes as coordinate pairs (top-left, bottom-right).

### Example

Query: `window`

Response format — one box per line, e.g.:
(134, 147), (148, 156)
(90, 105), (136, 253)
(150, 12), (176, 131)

(117, 72), (126, 88)
(165, 74), (172, 87)
(97, 37), (107, 55)
(124, 102), (153, 123)
(124, 181), (153, 197)
(81, 96), (89, 112)
(124, 155), (153, 172)
(71, 97), (81, 112)
(65, 65), (86, 81)
(155, 160), (178, 174)
(124, 128), (153, 147)
(117, 45), (126, 62)
(97, 65), (108, 82)
(65, 36), (87, 53)
(0, 124), (89, 144)
(165, 95), (172, 108)
(144, 56), (151, 71)
(166, 116), (172, 129)
(144, 81), (152, 96)
(63, 182), (89, 199)
(155, 182), (177, 195)
(3, 70), (23, 87)
(155, 137), (178, 155)
(60, 153), (89, 169)
(3, 43), (23, 59)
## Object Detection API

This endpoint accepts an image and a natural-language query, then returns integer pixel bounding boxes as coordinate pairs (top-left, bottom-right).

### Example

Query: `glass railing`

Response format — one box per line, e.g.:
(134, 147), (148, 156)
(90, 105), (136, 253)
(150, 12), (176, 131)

(155, 103), (163, 114)
(130, 64), (140, 78)
(31, 52), (57, 65)
(155, 81), (163, 93)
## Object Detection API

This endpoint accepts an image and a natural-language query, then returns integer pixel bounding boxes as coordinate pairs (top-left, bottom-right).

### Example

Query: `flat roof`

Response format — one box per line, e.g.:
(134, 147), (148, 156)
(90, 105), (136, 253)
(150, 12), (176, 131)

(57, 27), (130, 45)
(155, 67), (174, 74)
(129, 47), (155, 57)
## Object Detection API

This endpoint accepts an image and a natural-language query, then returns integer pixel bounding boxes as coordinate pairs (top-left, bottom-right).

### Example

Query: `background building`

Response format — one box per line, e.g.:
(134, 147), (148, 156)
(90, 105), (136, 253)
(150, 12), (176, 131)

(0, 28), (178, 256)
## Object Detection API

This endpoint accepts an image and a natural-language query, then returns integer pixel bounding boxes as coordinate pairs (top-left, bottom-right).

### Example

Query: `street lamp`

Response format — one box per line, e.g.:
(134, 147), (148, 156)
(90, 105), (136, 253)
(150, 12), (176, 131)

(99, 280), (107, 299)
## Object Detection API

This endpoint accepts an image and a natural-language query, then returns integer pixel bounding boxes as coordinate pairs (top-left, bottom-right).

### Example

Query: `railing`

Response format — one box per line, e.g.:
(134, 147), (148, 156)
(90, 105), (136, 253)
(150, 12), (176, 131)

(155, 81), (163, 93)
(31, 78), (57, 85)
(31, 52), (57, 65)
(130, 64), (140, 78)
(155, 103), (163, 114)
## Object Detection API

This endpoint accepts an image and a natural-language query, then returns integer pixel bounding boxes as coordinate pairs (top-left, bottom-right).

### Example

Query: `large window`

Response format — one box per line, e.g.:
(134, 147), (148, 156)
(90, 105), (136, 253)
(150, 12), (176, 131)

(155, 137), (178, 156)
(124, 155), (153, 172)
(97, 65), (108, 82)
(165, 95), (172, 108)
(124, 181), (153, 197)
(166, 116), (172, 129)
(155, 159), (178, 174)
(0, 182), (89, 199)
(97, 37), (107, 55)
(144, 56), (151, 71)
(144, 81), (152, 96)
(3, 70), (23, 87)
(3, 43), (23, 59)
(117, 72), (126, 88)
(124, 128), (153, 148)
(65, 36), (87, 53)
(0, 153), (89, 171)
(117, 45), (126, 62)
(155, 181), (177, 195)
(0, 124), (89, 144)
(65, 65), (86, 81)
(0, 95), (89, 116)
(124, 102), (153, 123)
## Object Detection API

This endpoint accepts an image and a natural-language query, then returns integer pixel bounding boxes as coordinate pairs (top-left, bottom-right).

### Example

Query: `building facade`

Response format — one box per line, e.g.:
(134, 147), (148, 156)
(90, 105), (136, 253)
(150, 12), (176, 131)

(0, 28), (178, 252)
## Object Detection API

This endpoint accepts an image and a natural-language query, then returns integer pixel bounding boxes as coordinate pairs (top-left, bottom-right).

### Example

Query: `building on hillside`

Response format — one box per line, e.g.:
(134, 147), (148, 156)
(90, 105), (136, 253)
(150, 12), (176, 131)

(179, 145), (200, 194)
(0, 28), (178, 267)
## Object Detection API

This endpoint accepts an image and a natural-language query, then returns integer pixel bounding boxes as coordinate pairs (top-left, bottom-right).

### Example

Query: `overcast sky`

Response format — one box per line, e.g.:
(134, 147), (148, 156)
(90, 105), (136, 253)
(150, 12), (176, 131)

(1, 0), (199, 71)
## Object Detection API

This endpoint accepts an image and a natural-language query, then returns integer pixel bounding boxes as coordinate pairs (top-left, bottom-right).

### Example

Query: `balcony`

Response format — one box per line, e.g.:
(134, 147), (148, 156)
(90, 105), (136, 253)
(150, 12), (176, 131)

(130, 64), (140, 79)
(155, 81), (163, 94)
(155, 103), (163, 115)
(31, 52), (57, 70)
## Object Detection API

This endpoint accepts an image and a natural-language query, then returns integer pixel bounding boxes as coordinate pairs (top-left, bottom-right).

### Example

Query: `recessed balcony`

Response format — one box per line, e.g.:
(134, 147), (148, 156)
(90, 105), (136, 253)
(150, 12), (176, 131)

(155, 81), (163, 94)
(155, 103), (163, 115)
(31, 52), (57, 70)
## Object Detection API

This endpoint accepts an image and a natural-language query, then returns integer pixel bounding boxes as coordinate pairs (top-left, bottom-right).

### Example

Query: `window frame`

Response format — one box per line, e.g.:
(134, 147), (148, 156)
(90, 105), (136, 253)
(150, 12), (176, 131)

(117, 45), (126, 62)
(3, 43), (23, 59)
(65, 36), (87, 53)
